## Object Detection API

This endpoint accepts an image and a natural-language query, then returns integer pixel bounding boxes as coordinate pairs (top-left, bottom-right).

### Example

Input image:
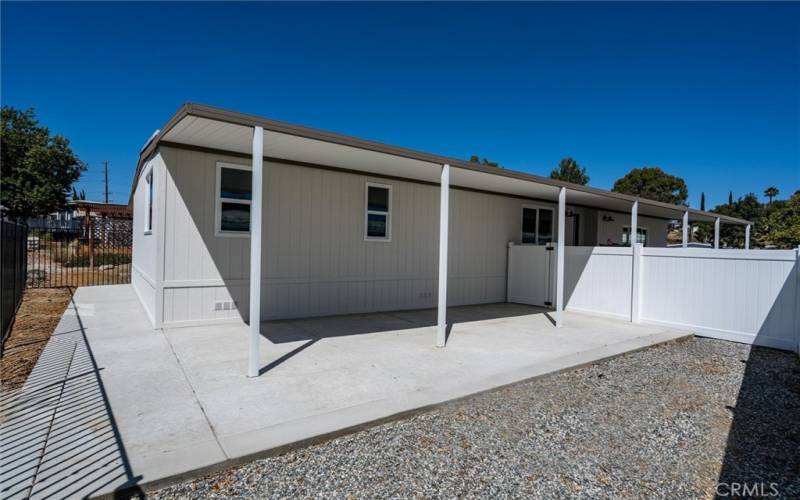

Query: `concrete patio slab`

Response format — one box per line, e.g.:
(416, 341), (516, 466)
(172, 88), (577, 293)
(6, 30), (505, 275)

(0, 285), (690, 498)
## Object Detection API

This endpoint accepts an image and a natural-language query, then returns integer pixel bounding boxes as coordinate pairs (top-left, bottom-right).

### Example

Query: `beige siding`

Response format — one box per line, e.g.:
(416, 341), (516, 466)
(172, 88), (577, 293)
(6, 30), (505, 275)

(159, 146), (536, 324)
(132, 270), (156, 324)
(162, 147), (251, 283)
(596, 210), (670, 247)
(131, 155), (161, 324)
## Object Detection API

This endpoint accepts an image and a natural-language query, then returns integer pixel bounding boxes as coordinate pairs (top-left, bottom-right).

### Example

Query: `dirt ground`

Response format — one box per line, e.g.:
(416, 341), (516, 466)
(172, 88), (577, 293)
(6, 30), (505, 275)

(27, 255), (131, 288)
(1, 288), (73, 390)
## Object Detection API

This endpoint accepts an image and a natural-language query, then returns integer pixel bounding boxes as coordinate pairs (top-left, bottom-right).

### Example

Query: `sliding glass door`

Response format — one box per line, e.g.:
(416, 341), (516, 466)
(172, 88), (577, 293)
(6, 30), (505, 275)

(522, 207), (555, 245)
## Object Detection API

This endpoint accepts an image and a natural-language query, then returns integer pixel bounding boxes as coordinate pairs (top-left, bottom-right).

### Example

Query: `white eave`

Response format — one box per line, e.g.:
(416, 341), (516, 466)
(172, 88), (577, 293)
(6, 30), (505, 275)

(131, 102), (751, 226)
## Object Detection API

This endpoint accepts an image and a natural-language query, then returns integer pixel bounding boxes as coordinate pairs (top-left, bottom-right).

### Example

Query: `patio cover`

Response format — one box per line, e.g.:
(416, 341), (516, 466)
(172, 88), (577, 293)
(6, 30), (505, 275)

(131, 103), (752, 376)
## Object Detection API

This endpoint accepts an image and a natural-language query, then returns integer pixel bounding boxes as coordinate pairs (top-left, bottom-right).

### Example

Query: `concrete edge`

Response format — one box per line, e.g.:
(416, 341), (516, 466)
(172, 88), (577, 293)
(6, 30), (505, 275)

(92, 331), (694, 499)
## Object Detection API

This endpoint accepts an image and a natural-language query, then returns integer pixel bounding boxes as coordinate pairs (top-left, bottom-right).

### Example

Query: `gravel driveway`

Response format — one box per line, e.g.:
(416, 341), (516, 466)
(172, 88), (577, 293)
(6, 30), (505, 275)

(146, 337), (799, 499)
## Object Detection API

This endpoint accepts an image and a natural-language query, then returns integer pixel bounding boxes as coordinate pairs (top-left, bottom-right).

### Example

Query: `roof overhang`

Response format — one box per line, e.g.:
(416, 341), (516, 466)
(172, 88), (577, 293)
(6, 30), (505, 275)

(70, 201), (132, 218)
(131, 103), (751, 225)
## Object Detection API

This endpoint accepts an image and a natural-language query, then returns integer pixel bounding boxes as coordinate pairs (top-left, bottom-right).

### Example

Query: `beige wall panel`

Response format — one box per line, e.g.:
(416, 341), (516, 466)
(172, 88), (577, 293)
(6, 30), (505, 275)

(159, 146), (540, 323)
(596, 210), (669, 247)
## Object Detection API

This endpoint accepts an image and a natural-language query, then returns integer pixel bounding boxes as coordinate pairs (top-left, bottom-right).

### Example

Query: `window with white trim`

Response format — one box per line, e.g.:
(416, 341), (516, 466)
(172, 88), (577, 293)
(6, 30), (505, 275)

(144, 169), (153, 234)
(521, 206), (554, 245)
(216, 162), (252, 236)
(622, 226), (648, 246)
(365, 183), (391, 241)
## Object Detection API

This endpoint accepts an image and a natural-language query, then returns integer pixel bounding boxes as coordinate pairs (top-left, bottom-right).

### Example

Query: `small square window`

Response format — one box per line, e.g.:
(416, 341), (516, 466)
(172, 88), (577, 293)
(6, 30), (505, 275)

(367, 213), (388, 238)
(367, 186), (389, 211)
(365, 183), (391, 241)
(220, 168), (252, 201)
(216, 162), (252, 236)
(220, 202), (251, 232)
(623, 227), (648, 246)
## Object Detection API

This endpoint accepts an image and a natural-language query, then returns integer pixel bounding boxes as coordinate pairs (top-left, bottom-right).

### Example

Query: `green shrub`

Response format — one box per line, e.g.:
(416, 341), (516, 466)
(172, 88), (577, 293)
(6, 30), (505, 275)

(62, 252), (131, 268)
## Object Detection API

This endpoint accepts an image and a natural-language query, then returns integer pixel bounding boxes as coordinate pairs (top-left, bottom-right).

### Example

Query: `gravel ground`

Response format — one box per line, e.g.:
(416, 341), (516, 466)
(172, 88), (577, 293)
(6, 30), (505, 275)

(145, 337), (799, 499)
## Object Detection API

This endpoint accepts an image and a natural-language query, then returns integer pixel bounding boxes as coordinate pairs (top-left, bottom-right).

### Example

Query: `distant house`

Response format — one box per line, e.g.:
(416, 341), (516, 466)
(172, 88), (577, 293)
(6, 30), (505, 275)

(27, 208), (81, 232)
(27, 201), (133, 246)
(27, 201), (132, 229)
(70, 201), (132, 220)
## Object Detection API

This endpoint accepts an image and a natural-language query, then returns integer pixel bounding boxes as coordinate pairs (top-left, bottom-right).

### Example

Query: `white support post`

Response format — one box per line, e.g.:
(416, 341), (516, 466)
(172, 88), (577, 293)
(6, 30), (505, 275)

(630, 201), (639, 323)
(745, 224), (751, 249)
(436, 163), (450, 347)
(506, 242), (514, 303)
(682, 211), (689, 248)
(555, 187), (566, 328)
(714, 217), (720, 249)
(248, 126), (264, 378)
(631, 243), (642, 323)
(795, 247), (800, 354)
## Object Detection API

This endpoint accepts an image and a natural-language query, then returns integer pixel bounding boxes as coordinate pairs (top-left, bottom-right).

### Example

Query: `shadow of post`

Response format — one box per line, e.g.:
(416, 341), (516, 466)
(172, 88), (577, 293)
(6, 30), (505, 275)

(257, 302), (551, 373)
(0, 295), (143, 499)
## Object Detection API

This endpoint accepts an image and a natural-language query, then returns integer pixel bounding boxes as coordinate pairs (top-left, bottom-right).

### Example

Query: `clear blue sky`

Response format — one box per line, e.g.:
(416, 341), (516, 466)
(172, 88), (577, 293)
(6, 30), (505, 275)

(2, 2), (798, 207)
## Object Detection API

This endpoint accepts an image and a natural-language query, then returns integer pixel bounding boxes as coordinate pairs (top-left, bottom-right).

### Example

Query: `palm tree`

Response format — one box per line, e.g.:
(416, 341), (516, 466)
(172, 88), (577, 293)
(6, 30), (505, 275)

(764, 186), (779, 204)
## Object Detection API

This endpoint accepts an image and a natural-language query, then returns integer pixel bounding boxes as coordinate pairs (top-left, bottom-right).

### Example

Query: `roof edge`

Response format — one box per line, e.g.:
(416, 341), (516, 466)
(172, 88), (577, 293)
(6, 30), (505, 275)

(129, 102), (752, 226)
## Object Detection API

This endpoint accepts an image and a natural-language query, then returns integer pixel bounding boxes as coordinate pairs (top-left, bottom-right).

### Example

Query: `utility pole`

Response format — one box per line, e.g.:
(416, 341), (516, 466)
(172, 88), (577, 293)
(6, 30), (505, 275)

(103, 161), (110, 204)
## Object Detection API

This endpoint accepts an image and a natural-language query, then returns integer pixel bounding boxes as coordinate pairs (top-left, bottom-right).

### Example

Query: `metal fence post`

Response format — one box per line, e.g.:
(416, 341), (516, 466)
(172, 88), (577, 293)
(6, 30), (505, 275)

(1, 219), (29, 353)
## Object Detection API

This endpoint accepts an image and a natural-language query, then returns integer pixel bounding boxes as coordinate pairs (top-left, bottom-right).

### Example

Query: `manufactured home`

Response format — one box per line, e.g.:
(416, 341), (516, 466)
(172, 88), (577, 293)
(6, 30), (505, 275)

(131, 103), (798, 376)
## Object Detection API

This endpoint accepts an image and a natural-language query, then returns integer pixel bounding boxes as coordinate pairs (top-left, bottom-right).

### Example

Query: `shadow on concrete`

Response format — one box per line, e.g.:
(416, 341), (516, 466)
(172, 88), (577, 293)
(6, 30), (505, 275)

(256, 302), (549, 372)
(262, 302), (549, 343)
(0, 295), (143, 499)
(259, 338), (319, 375)
(715, 263), (800, 498)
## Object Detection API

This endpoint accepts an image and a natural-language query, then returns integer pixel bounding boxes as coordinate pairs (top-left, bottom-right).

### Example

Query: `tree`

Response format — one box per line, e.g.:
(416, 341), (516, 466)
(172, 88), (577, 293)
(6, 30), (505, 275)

(764, 186), (779, 204)
(71, 186), (86, 201)
(549, 157), (589, 185)
(691, 192), (708, 242)
(611, 167), (688, 205)
(713, 193), (764, 248)
(1, 107), (85, 218)
(728, 191), (733, 205)
(469, 155), (501, 168)
(758, 192), (799, 248)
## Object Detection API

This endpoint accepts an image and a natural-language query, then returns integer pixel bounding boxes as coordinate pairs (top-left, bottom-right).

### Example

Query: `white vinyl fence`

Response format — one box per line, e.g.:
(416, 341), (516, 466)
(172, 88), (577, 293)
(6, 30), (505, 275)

(563, 246), (633, 320)
(639, 248), (798, 351)
(507, 244), (800, 352)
